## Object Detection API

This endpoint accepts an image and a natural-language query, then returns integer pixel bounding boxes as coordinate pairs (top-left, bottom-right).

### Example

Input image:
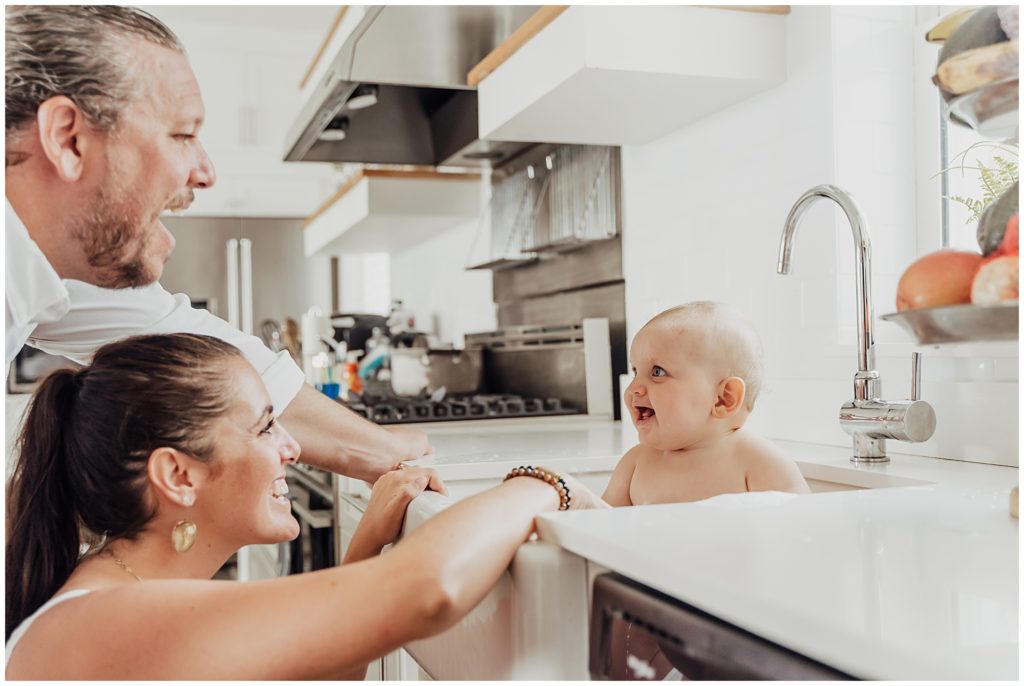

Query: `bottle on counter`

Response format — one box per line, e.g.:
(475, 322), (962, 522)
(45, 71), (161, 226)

(343, 351), (363, 398)
(359, 327), (391, 381)
(312, 351), (340, 400)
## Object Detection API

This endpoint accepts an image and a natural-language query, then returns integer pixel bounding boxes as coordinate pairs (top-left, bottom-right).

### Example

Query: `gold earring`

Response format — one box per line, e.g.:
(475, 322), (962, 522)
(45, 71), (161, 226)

(172, 520), (197, 553)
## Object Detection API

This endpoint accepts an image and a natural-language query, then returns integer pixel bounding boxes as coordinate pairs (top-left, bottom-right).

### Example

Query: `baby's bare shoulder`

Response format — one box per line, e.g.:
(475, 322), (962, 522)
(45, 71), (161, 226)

(736, 432), (809, 493)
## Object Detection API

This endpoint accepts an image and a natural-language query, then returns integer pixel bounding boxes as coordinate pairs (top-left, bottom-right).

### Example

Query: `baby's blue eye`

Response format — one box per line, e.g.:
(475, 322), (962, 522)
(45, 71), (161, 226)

(651, 366), (667, 377)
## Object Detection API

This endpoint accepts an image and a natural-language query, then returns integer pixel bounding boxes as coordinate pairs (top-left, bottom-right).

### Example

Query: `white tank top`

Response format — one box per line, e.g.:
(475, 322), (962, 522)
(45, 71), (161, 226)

(5, 589), (92, 668)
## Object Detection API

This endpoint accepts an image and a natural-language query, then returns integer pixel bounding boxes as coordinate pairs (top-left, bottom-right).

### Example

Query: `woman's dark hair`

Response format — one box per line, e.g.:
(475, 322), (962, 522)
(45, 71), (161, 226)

(5, 334), (243, 639)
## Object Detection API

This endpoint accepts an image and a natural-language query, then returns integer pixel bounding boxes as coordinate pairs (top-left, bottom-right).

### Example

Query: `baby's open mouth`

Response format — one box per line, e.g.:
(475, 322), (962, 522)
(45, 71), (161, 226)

(634, 405), (656, 421)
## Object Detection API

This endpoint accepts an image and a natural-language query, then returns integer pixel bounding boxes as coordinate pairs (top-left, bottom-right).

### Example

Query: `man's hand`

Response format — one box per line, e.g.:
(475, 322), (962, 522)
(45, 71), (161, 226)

(279, 385), (435, 484)
(383, 425), (434, 463)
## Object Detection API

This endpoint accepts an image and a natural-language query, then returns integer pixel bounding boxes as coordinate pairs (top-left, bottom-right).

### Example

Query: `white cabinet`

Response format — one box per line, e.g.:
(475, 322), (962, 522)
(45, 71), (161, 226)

(303, 170), (482, 256)
(477, 6), (788, 145)
(147, 16), (337, 217)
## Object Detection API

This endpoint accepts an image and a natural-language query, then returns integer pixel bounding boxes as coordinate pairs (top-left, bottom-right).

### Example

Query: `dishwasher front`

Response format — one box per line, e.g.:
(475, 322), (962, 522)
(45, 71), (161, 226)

(589, 573), (853, 680)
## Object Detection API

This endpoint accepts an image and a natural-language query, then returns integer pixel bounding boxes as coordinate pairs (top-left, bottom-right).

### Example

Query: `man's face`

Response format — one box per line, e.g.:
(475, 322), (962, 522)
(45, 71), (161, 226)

(69, 39), (215, 288)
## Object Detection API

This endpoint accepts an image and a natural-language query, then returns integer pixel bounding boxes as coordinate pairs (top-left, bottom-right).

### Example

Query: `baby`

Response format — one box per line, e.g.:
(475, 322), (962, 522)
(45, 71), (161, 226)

(603, 301), (808, 506)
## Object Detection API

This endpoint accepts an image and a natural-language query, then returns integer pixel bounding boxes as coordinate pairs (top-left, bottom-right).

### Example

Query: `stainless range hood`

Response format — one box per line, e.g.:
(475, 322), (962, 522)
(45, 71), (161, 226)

(284, 5), (540, 169)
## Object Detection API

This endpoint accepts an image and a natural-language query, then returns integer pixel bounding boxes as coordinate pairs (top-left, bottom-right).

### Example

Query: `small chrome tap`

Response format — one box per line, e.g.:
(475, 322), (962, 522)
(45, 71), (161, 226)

(778, 185), (936, 463)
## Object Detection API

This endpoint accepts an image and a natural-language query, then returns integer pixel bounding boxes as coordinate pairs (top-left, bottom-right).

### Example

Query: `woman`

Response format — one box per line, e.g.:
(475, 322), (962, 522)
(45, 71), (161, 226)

(5, 334), (603, 679)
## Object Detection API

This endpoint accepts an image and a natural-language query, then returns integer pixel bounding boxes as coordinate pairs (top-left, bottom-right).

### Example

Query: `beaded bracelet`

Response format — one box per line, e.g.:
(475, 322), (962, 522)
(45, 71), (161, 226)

(503, 465), (572, 511)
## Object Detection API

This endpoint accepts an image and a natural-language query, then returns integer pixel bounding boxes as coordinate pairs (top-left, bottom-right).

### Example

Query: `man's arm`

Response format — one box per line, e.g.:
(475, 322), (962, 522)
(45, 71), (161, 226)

(30, 280), (431, 481)
(280, 386), (432, 482)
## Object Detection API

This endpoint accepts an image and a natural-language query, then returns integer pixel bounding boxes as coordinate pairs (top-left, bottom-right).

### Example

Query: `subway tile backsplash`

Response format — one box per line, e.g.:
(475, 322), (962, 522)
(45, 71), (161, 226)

(620, 7), (1017, 467)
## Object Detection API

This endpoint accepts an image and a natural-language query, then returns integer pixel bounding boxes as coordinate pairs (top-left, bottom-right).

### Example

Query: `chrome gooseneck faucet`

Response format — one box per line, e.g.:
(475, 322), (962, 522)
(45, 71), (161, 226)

(778, 185), (936, 463)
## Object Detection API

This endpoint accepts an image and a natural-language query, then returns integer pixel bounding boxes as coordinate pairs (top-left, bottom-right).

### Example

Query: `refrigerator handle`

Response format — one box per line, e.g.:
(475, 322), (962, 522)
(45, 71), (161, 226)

(240, 238), (254, 336)
(226, 239), (240, 329)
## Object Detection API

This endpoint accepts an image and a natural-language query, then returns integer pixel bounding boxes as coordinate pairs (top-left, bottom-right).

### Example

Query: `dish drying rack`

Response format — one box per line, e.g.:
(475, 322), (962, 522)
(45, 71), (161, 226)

(467, 144), (620, 271)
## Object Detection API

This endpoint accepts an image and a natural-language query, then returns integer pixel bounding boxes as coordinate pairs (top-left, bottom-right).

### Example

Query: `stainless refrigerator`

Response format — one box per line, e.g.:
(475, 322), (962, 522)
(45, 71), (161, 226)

(160, 216), (312, 335)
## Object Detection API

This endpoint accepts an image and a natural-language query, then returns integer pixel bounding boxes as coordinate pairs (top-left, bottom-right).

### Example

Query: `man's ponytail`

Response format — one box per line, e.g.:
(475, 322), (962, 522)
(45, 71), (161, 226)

(6, 369), (83, 639)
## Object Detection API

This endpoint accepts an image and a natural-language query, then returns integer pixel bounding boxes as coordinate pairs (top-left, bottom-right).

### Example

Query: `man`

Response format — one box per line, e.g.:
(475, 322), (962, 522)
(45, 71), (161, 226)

(5, 5), (431, 482)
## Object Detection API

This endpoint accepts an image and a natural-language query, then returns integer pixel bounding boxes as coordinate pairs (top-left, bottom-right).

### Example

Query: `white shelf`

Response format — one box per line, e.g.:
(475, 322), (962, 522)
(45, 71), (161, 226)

(477, 6), (788, 146)
(303, 170), (481, 255)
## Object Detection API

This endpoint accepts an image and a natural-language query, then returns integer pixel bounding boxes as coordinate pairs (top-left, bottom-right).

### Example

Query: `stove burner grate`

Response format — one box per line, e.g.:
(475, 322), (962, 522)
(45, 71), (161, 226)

(341, 394), (578, 425)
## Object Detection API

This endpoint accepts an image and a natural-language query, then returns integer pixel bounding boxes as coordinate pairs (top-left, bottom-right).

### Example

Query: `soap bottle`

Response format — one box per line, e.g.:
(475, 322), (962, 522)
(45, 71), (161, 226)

(343, 351), (363, 398)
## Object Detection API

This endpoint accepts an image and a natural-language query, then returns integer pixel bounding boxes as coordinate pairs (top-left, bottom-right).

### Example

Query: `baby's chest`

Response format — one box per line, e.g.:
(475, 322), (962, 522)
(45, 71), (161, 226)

(630, 459), (747, 506)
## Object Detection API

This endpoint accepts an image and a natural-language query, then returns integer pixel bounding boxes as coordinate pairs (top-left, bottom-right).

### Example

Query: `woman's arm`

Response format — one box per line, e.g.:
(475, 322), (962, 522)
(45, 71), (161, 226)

(11, 477), (565, 680)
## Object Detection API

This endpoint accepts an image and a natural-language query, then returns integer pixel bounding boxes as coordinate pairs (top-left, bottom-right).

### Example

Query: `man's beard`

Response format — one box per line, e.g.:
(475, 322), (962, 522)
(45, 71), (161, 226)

(68, 184), (191, 289)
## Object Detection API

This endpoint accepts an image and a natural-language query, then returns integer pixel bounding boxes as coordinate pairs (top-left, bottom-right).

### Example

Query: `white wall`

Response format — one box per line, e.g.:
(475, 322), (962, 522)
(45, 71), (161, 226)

(389, 218), (497, 347)
(621, 6), (1018, 467)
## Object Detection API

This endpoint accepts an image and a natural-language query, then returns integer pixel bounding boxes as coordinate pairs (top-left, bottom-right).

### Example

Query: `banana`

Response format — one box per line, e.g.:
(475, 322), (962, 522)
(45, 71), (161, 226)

(926, 7), (978, 43)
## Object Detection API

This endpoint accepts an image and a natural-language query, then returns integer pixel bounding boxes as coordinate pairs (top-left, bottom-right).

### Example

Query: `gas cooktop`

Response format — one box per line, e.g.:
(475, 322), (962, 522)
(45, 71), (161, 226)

(341, 393), (579, 425)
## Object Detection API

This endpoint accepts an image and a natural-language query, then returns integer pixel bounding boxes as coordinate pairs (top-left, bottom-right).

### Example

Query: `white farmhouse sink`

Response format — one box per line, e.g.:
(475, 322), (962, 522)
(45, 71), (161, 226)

(400, 454), (934, 679)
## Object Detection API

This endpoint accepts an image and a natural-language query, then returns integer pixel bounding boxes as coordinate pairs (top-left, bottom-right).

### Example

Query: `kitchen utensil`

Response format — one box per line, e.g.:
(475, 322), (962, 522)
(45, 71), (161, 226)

(330, 313), (389, 353)
(259, 319), (283, 352)
(282, 317), (301, 360)
(389, 347), (483, 397)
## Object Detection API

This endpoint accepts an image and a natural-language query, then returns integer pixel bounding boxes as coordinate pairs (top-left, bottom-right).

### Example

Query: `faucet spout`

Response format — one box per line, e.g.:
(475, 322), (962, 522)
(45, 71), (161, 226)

(778, 184), (937, 463)
(778, 185), (876, 379)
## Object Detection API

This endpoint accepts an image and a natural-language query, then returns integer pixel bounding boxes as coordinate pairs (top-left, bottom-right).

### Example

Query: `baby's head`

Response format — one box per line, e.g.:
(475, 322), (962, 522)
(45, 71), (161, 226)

(625, 301), (764, 451)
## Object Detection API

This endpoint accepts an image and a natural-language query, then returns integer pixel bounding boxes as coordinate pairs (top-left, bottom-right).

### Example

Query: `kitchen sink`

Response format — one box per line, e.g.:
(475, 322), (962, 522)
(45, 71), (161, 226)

(399, 454), (934, 679)
(426, 459), (932, 503)
(797, 461), (933, 493)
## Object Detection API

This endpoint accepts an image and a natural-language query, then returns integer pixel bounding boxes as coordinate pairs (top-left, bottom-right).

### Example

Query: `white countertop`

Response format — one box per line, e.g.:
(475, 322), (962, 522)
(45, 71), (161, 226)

(405, 417), (1018, 680)
(406, 415), (627, 480)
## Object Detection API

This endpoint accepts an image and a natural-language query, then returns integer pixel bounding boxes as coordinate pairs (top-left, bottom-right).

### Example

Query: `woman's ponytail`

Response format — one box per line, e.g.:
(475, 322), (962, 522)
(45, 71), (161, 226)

(5, 334), (244, 640)
(6, 368), (83, 640)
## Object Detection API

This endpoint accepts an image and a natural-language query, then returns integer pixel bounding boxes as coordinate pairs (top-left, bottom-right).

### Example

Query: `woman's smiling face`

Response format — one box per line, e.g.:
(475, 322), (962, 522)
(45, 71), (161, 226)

(197, 360), (301, 548)
(624, 321), (724, 452)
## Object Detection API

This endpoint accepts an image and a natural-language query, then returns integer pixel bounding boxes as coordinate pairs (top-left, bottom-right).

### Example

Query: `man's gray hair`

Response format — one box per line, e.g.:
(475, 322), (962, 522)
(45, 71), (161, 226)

(5, 5), (184, 137)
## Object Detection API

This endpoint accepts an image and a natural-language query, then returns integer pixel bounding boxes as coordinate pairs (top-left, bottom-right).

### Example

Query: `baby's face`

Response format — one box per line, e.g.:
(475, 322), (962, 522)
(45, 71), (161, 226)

(624, 323), (724, 451)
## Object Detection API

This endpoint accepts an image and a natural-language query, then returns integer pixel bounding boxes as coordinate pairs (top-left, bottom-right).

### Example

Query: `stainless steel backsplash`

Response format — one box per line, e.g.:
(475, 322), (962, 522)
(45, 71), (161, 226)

(492, 236), (627, 418)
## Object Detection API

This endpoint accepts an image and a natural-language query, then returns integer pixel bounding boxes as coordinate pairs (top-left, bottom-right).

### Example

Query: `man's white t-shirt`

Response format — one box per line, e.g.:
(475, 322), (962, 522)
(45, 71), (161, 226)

(4, 200), (304, 413)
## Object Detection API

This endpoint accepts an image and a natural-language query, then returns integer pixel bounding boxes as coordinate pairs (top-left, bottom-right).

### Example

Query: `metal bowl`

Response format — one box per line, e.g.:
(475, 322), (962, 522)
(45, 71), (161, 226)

(880, 302), (1018, 345)
(946, 77), (1019, 139)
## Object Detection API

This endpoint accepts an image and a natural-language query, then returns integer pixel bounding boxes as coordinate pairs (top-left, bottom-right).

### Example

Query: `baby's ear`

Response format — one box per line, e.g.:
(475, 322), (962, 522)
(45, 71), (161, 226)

(713, 377), (746, 418)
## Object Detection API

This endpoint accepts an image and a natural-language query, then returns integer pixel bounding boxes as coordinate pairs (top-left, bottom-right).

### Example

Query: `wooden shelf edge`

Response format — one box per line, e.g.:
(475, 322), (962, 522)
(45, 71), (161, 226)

(299, 6), (349, 90)
(303, 168), (482, 229)
(693, 5), (791, 15)
(467, 6), (569, 87)
(467, 5), (790, 88)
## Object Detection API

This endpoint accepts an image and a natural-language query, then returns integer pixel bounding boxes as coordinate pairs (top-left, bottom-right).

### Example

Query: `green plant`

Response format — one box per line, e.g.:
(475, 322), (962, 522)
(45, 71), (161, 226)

(942, 140), (1018, 224)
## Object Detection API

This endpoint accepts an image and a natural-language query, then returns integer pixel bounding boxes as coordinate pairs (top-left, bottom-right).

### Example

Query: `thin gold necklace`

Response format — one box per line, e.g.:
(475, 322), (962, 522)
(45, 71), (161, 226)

(110, 553), (144, 582)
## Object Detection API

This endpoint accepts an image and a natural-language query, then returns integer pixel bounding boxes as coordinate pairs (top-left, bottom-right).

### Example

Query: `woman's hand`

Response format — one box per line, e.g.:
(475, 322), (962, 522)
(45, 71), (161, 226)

(344, 466), (447, 563)
(546, 470), (611, 511)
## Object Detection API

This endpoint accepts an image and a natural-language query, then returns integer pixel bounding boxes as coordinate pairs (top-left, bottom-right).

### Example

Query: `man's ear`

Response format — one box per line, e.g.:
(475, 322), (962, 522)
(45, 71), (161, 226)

(147, 447), (208, 508)
(712, 377), (747, 418)
(35, 96), (92, 182)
